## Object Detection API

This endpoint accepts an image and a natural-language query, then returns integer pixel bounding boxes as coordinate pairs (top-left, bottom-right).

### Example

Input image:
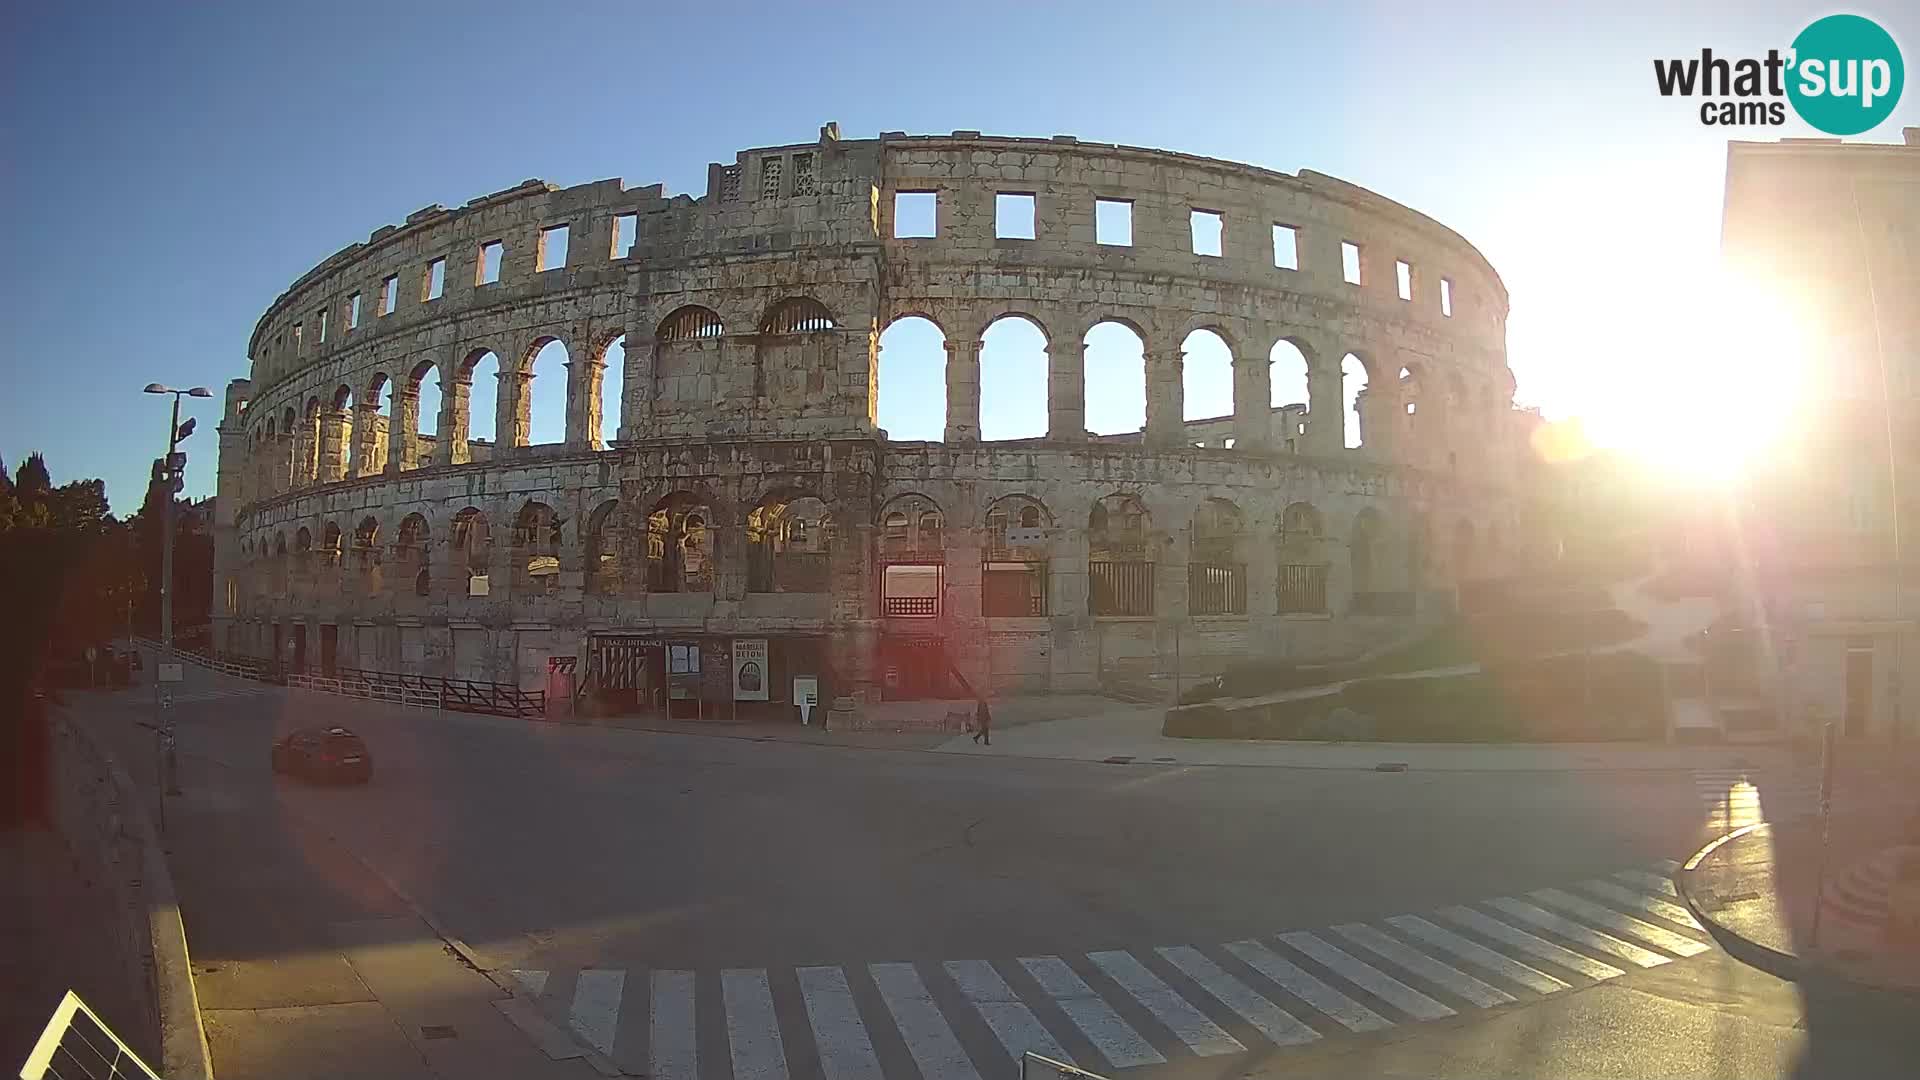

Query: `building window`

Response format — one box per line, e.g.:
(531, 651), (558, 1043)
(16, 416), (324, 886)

(425, 257), (446, 300)
(476, 241), (502, 285)
(317, 307), (328, 343)
(996, 193), (1036, 239)
(612, 213), (637, 259)
(1440, 277), (1454, 317)
(1273, 224), (1299, 270)
(1191, 209), (1224, 257)
(791, 153), (816, 196)
(347, 292), (361, 329)
(1341, 241), (1362, 285)
(1096, 199), (1132, 246)
(1396, 259), (1413, 301)
(1277, 563), (1327, 614)
(538, 225), (569, 271)
(882, 563), (941, 617)
(894, 191), (936, 238)
(380, 275), (397, 315)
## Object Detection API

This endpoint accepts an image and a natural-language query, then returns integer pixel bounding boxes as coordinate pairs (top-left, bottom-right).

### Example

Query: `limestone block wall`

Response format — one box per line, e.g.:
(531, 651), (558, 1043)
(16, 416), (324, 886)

(213, 127), (1535, 699)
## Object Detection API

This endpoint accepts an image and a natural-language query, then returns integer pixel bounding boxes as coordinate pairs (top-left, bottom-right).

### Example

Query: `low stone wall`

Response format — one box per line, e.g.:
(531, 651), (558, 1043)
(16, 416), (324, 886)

(49, 713), (213, 1079)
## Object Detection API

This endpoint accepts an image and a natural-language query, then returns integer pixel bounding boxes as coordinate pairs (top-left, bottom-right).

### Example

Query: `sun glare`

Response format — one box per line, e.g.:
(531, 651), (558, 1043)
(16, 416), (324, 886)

(1578, 271), (1812, 484)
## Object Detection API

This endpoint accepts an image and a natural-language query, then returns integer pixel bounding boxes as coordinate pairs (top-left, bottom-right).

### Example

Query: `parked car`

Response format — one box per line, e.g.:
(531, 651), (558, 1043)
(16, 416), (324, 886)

(270, 726), (372, 784)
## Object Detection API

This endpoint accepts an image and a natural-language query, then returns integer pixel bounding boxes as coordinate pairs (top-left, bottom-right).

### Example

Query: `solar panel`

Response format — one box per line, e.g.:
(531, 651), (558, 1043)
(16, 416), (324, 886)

(17, 992), (162, 1080)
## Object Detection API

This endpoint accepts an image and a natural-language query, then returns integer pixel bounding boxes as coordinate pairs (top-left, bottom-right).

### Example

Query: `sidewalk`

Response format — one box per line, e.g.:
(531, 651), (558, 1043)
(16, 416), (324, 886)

(930, 704), (1811, 771)
(1678, 806), (1920, 1003)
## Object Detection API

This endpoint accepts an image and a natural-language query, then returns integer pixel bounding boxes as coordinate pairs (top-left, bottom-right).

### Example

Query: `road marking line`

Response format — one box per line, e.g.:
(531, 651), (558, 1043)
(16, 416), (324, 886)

(511, 969), (549, 996)
(1330, 924), (1516, 1008)
(1277, 932), (1454, 1020)
(1612, 870), (1679, 897)
(1437, 906), (1625, 981)
(723, 969), (789, 1080)
(1384, 916), (1569, 994)
(798, 967), (884, 1080)
(1020, 957), (1164, 1068)
(1653, 858), (1681, 873)
(869, 964), (981, 1080)
(570, 969), (623, 1057)
(1222, 940), (1393, 1033)
(1575, 880), (1704, 930)
(1087, 950), (1245, 1057)
(945, 959), (1072, 1065)
(1486, 899), (1670, 968)
(1530, 890), (1711, 957)
(650, 971), (698, 1080)
(1155, 946), (1320, 1047)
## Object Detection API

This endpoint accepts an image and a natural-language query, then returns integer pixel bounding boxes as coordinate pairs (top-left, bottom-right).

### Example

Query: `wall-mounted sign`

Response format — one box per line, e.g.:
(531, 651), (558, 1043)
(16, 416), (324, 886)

(732, 638), (769, 701)
(157, 663), (184, 684)
(1004, 526), (1048, 546)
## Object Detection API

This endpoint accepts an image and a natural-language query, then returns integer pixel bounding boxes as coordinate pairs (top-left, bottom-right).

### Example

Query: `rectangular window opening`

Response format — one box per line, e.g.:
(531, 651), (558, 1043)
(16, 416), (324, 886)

(538, 225), (569, 271)
(1440, 277), (1454, 317)
(791, 153), (816, 196)
(293, 321), (303, 345)
(1341, 241), (1362, 285)
(347, 292), (361, 329)
(1273, 224), (1300, 270)
(425, 257), (446, 301)
(1095, 198), (1132, 246)
(995, 192), (1036, 240)
(1395, 259), (1413, 301)
(611, 213), (637, 259)
(477, 241), (503, 285)
(894, 191), (936, 238)
(317, 307), (328, 343)
(380, 275), (397, 316)
(1190, 209), (1224, 257)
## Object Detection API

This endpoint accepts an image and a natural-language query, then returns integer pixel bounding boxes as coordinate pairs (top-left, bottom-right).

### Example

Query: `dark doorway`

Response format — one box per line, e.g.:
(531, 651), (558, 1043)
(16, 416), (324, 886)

(667, 641), (702, 719)
(879, 635), (962, 701)
(272, 623), (284, 665)
(1844, 638), (1873, 737)
(291, 623), (307, 673)
(320, 624), (338, 676)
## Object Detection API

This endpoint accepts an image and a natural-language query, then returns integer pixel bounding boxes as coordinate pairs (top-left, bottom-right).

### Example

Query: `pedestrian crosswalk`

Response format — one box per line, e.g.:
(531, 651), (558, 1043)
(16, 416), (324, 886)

(162, 686), (277, 705)
(1692, 768), (1828, 830)
(505, 861), (1705, 1078)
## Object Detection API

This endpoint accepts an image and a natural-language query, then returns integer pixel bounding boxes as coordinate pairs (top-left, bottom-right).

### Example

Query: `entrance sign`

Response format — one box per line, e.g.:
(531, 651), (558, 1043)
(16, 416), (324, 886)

(793, 675), (819, 725)
(732, 638), (769, 700)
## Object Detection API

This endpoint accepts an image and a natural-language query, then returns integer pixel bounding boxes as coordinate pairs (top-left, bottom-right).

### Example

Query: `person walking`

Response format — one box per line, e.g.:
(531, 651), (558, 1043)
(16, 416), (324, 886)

(972, 696), (992, 746)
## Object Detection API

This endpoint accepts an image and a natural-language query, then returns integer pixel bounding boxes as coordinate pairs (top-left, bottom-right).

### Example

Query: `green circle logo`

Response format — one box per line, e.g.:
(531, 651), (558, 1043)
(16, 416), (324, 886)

(1787, 14), (1904, 135)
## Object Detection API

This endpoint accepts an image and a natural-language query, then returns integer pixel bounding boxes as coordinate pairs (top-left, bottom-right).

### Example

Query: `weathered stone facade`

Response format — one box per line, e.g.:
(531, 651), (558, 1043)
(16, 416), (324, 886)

(211, 126), (1534, 708)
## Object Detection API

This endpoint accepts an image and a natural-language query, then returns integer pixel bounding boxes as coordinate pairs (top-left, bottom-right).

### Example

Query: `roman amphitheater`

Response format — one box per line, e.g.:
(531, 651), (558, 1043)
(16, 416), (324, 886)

(211, 124), (1539, 718)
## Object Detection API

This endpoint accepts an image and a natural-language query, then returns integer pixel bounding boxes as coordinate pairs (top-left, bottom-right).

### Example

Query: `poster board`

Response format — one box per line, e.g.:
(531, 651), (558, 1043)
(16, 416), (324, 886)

(732, 638), (769, 701)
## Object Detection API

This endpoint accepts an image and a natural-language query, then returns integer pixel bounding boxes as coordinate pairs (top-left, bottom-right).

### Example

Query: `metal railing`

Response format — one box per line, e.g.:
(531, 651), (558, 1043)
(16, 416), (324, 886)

(134, 636), (545, 718)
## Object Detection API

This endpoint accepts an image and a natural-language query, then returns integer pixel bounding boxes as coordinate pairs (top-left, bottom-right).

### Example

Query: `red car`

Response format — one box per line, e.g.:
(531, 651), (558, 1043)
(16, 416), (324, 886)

(270, 726), (372, 784)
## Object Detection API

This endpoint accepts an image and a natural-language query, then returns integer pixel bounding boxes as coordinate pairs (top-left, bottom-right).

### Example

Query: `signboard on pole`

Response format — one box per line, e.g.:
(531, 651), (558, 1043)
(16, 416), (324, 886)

(158, 663), (184, 684)
(732, 638), (769, 701)
(793, 676), (819, 725)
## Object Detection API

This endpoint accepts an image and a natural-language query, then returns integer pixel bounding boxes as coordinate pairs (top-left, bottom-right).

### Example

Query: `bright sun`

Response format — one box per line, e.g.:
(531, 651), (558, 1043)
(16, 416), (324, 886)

(1575, 270), (1813, 483)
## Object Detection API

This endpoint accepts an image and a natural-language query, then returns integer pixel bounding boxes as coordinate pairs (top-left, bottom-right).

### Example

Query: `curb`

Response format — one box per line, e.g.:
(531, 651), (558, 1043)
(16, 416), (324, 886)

(1676, 823), (1920, 1009)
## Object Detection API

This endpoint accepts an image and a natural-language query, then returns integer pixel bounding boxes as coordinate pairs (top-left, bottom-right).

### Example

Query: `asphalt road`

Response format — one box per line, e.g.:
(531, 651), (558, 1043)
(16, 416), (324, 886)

(68, 665), (1917, 1079)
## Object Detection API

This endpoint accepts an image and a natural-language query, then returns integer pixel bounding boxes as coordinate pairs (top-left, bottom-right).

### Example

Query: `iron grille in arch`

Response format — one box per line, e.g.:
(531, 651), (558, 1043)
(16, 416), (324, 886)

(761, 297), (836, 334)
(659, 306), (724, 342)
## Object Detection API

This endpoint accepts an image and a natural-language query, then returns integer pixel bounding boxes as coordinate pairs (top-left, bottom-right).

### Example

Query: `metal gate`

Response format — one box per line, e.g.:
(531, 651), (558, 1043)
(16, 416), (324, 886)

(588, 635), (653, 690)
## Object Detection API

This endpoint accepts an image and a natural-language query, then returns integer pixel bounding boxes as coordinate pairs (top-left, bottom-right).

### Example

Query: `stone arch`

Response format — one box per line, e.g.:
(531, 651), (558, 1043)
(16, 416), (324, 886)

(594, 332), (627, 449)
(519, 336), (570, 447)
(979, 313), (1049, 441)
(459, 347), (504, 452)
(1083, 319), (1146, 437)
(1341, 353), (1369, 449)
(352, 515), (382, 593)
(877, 493), (944, 562)
(755, 297), (839, 410)
(512, 500), (563, 593)
(1089, 493), (1154, 616)
(583, 498), (624, 596)
(1277, 500), (1329, 613)
(654, 306), (725, 420)
(877, 315), (946, 441)
(1181, 327), (1234, 422)
(747, 488), (834, 593)
(646, 491), (715, 593)
(1190, 497), (1248, 614)
(983, 494), (1052, 617)
(361, 372), (393, 476)
(449, 506), (491, 578)
(319, 520), (343, 567)
(400, 357), (441, 469)
(395, 512), (430, 595)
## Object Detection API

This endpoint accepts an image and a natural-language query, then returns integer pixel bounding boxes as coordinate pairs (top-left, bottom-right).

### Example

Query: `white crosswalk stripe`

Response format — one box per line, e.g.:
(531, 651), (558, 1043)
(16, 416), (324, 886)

(1156, 945), (1320, 1047)
(1330, 923), (1516, 1008)
(869, 963), (980, 1080)
(1278, 932), (1455, 1020)
(1087, 950), (1245, 1057)
(1021, 956), (1164, 1068)
(1613, 869), (1679, 897)
(946, 959), (1073, 1066)
(501, 862), (1711, 1076)
(798, 966), (884, 1080)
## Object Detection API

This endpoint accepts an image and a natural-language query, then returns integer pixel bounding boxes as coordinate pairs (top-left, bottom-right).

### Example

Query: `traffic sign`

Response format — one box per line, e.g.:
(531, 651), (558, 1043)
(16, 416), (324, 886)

(158, 662), (184, 683)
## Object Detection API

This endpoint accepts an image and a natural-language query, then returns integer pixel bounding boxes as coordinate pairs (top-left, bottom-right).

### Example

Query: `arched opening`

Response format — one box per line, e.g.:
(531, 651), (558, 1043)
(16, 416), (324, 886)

(599, 335), (626, 448)
(747, 492), (834, 593)
(984, 495), (1052, 616)
(405, 359), (440, 469)
(364, 374), (393, 476)
(273, 532), (290, 596)
(1181, 328), (1234, 422)
(326, 385), (355, 482)
(526, 338), (568, 446)
(277, 406), (296, 488)
(302, 397), (321, 480)
(757, 298), (837, 412)
(877, 494), (944, 617)
(655, 306), (724, 422)
(1089, 494), (1153, 616)
(1084, 321), (1145, 437)
(320, 521), (343, 568)
(395, 514), (429, 596)
(352, 516), (381, 593)
(583, 500), (623, 596)
(449, 508), (491, 592)
(1270, 338), (1311, 411)
(646, 493), (714, 593)
(512, 501), (563, 594)
(1342, 353), (1368, 449)
(1277, 501), (1328, 613)
(979, 315), (1048, 441)
(1189, 498), (1247, 615)
(877, 316), (945, 441)
(463, 350), (502, 455)
(1350, 508), (1383, 608)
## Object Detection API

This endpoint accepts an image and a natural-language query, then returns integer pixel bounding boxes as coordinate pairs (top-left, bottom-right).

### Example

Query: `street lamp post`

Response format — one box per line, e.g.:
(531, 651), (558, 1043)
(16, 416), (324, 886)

(144, 383), (211, 799)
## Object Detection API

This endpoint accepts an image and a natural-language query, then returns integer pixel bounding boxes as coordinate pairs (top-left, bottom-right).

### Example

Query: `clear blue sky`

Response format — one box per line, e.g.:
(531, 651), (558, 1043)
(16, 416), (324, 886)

(3, 1), (1913, 512)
